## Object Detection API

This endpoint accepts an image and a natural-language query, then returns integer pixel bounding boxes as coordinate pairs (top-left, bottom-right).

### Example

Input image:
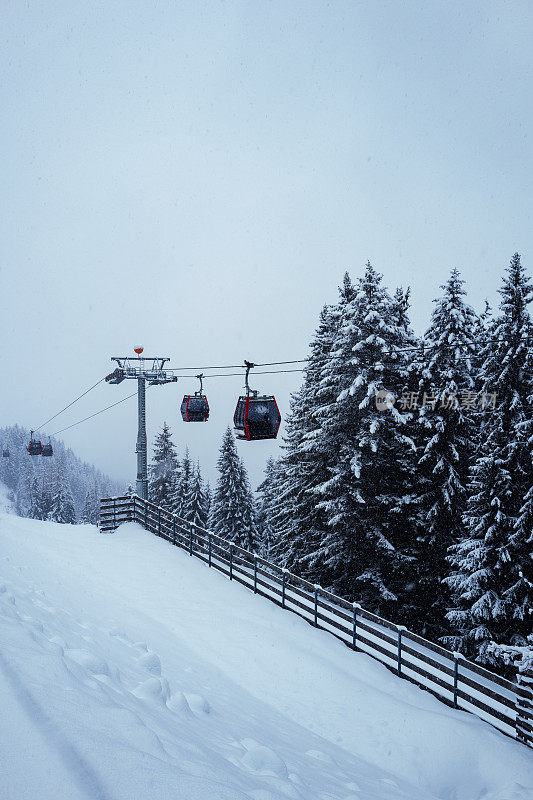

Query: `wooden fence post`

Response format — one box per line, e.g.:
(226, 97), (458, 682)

(208, 535), (212, 567)
(397, 626), (406, 676)
(172, 518), (176, 545)
(453, 652), (463, 708)
(253, 556), (257, 593)
(157, 508), (161, 537)
(229, 545), (234, 580)
(113, 497), (116, 530)
(352, 603), (361, 651)
(98, 497), (105, 530)
(281, 570), (286, 608)
(189, 526), (193, 555)
(314, 586), (319, 627)
(516, 667), (533, 747)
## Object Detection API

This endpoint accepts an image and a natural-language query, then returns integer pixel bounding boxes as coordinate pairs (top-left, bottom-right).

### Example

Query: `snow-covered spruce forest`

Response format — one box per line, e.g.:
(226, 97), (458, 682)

(0, 425), (123, 524)
(202, 252), (531, 678)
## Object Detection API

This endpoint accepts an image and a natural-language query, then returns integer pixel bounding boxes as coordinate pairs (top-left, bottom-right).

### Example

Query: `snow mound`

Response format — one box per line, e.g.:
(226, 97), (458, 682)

(132, 676), (171, 704)
(184, 691), (212, 715)
(239, 739), (289, 778)
(137, 650), (162, 674)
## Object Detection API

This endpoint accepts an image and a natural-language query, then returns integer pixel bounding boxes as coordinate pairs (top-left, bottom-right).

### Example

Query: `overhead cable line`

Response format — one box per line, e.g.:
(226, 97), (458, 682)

(167, 359), (309, 372)
(33, 336), (533, 437)
(35, 377), (106, 432)
(173, 368), (306, 378)
(166, 337), (533, 373)
(50, 391), (138, 437)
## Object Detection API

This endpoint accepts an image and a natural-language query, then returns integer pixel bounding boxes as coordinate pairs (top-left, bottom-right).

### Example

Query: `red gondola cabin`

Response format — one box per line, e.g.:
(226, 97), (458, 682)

(233, 395), (281, 441)
(28, 436), (42, 456)
(180, 394), (210, 422)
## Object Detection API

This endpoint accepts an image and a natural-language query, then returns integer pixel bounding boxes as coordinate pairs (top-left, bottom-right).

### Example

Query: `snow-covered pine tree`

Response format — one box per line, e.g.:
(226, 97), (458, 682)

(211, 427), (256, 550)
(16, 458), (34, 517)
(256, 457), (282, 559)
(468, 299), (494, 456)
(30, 470), (52, 521)
(472, 300), (492, 385)
(415, 269), (478, 639)
(81, 481), (100, 524)
(265, 280), (358, 581)
(310, 262), (417, 616)
(382, 284), (426, 629)
(184, 462), (209, 528)
(267, 301), (341, 580)
(204, 482), (211, 526)
(48, 457), (76, 524)
(391, 286), (412, 332)
(149, 423), (178, 509)
(240, 460), (258, 553)
(446, 254), (533, 666)
(0, 426), (22, 492)
(173, 448), (192, 518)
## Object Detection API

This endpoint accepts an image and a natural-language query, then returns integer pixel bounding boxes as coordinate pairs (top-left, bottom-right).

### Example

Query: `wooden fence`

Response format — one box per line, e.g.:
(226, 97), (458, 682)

(100, 494), (532, 750)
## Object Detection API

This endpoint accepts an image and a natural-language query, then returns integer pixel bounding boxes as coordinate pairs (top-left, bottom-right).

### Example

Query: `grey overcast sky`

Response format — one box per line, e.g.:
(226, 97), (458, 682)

(1, 0), (532, 490)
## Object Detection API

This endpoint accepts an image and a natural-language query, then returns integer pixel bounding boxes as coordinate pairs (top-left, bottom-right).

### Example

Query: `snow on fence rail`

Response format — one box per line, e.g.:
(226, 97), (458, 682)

(100, 494), (533, 750)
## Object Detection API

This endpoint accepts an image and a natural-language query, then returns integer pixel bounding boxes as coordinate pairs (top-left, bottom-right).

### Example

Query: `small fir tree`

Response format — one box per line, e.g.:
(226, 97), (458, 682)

(173, 448), (192, 518)
(211, 428), (256, 550)
(49, 458), (76, 524)
(185, 463), (209, 528)
(81, 482), (99, 524)
(149, 423), (178, 509)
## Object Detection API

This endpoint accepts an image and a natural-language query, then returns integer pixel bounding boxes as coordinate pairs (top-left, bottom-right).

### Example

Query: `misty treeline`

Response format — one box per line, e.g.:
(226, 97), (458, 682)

(256, 253), (533, 675)
(0, 425), (122, 524)
(148, 423), (258, 552)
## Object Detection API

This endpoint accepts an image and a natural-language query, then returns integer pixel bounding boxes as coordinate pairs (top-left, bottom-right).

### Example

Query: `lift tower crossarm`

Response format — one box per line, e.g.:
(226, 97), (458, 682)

(106, 353), (177, 500)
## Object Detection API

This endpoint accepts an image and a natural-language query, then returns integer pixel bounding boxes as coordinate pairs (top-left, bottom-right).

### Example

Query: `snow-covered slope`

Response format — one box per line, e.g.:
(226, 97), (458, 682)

(0, 513), (531, 800)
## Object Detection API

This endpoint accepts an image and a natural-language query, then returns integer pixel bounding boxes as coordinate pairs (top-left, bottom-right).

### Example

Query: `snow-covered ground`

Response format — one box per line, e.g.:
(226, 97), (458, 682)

(0, 512), (531, 800)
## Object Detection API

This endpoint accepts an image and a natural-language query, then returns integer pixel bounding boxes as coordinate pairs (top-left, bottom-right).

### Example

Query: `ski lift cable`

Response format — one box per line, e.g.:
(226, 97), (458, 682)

(33, 336), (533, 437)
(49, 391), (138, 437)
(43, 371), (303, 439)
(174, 337), (533, 378)
(167, 359), (309, 371)
(173, 368), (306, 378)
(165, 337), (533, 373)
(35, 377), (107, 432)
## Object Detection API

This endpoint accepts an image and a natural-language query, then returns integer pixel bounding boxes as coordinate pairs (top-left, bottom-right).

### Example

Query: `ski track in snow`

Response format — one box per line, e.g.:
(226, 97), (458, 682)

(0, 512), (531, 800)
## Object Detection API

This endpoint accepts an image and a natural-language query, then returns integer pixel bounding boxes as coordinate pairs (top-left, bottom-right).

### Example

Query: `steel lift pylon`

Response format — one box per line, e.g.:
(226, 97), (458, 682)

(105, 348), (177, 500)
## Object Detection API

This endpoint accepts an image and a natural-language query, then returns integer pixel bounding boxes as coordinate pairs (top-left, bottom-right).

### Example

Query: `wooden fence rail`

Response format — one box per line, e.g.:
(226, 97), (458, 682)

(99, 494), (532, 749)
